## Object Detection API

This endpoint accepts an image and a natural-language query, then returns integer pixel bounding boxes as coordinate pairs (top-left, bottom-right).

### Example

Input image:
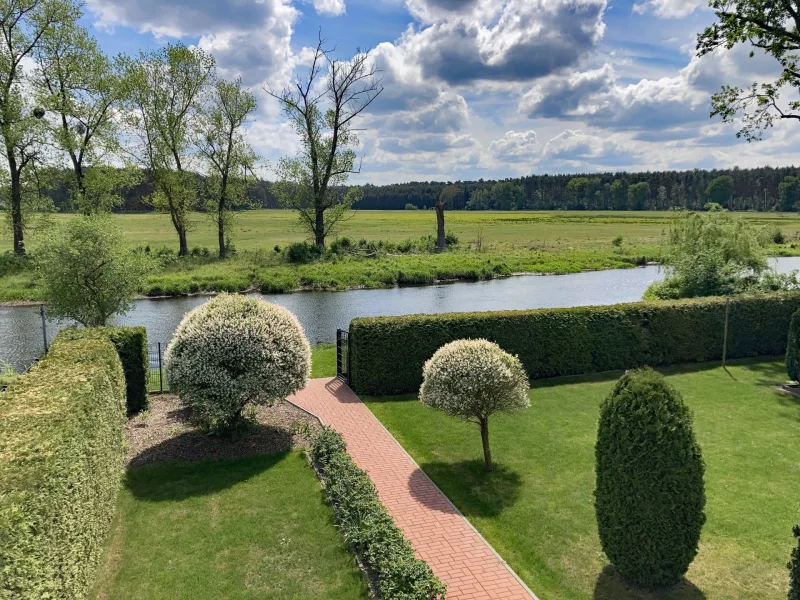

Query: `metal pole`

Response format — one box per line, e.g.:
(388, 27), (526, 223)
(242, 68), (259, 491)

(40, 304), (48, 354)
(722, 297), (730, 368)
(158, 342), (163, 393)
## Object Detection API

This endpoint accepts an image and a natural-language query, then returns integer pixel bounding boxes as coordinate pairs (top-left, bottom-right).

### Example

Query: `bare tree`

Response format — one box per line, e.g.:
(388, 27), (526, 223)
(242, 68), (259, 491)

(267, 36), (382, 248)
(435, 185), (458, 252)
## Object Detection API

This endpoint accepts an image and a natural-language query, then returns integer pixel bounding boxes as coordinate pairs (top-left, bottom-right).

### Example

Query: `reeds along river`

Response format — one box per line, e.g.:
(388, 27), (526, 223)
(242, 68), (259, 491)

(4, 257), (800, 372)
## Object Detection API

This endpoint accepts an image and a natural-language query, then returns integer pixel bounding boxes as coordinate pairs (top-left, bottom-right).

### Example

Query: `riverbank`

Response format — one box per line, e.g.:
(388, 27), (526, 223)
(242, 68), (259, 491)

(0, 246), (660, 304)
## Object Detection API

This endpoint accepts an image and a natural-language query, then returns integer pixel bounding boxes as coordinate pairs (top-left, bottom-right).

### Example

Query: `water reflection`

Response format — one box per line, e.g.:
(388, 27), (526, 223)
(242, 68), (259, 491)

(3, 256), (800, 371)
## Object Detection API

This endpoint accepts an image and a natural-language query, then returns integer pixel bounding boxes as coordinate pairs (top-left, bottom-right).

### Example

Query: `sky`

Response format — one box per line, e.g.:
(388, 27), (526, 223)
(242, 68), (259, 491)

(79, 0), (799, 184)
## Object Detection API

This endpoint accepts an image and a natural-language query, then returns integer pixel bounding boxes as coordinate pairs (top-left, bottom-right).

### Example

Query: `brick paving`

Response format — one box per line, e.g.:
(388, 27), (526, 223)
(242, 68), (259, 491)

(289, 377), (538, 600)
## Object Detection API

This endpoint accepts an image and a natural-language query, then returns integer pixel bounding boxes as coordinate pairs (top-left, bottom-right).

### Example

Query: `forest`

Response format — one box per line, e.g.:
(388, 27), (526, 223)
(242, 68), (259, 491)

(46, 165), (800, 214)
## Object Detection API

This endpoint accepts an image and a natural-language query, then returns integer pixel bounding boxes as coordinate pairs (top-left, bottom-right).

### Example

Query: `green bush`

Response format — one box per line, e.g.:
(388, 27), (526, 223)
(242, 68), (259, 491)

(286, 241), (323, 264)
(0, 336), (126, 599)
(349, 293), (800, 395)
(310, 429), (446, 600)
(595, 368), (706, 588)
(56, 326), (148, 414)
(790, 525), (800, 600)
(787, 310), (800, 383)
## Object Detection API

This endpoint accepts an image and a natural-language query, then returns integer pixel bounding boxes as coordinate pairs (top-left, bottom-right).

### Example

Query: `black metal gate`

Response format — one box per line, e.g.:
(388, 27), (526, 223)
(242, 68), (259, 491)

(336, 329), (350, 383)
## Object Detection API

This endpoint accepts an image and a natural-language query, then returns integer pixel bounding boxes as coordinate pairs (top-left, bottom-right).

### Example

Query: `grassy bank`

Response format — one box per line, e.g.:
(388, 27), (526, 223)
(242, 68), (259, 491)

(3, 210), (798, 302)
(366, 358), (800, 600)
(92, 452), (370, 600)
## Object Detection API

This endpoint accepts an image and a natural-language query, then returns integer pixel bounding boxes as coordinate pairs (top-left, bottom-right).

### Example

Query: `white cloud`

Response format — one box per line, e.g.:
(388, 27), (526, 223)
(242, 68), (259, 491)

(310, 0), (346, 16)
(632, 0), (706, 18)
(489, 130), (538, 162)
(87, 0), (299, 85)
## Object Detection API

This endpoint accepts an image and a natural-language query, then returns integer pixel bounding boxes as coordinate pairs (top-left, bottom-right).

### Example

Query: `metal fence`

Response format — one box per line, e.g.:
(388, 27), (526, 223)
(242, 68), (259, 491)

(336, 329), (350, 383)
(148, 342), (168, 393)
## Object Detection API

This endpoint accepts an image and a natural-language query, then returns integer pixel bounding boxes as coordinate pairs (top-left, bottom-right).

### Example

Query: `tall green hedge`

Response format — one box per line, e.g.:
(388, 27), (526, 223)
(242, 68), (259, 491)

(56, 326), (148, 413)
(787, 310), (800, 383)
(0, 336), (126, 599)
(349, 293), (800, 395)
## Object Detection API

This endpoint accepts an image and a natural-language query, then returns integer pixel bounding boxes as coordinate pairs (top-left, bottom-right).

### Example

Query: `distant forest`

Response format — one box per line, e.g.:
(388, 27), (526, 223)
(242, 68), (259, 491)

(48, 165), (800, 213)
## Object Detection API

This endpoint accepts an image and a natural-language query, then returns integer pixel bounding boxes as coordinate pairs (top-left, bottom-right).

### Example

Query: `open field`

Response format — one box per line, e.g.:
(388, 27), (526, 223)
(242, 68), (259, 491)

(3, 210), (800, 302)
(366, 358), (800, 600)
(92, 451), (369, 600)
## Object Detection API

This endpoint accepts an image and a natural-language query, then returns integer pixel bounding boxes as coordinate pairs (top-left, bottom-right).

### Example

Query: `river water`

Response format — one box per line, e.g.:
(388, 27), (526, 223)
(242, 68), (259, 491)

(4, 257), (800, 371)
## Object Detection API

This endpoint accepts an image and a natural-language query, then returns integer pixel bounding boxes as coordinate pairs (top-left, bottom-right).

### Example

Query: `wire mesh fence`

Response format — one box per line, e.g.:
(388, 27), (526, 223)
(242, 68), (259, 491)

(148, 342), (168, 393)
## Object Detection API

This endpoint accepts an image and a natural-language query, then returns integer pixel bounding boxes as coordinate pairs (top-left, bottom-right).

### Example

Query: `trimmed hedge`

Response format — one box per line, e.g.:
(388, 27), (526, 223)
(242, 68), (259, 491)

(349, 293), (800, 395)
(787, 310), (800, 383)
(0, 336), (126, 599)
(790, 525), (800, 600)
(310, 428), (446, 600)
(57, 326), (148, 413)
(595, 368), (705, 587)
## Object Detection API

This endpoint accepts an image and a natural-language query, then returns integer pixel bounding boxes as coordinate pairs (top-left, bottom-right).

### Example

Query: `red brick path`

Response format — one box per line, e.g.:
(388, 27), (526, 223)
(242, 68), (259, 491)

(289, 378), (538, 600)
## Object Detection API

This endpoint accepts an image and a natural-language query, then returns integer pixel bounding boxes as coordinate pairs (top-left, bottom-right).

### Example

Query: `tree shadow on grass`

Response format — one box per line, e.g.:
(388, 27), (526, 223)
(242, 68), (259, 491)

(417, 460), (522, 518)
(593, 565), (706, 600)
(126, 449), (291, 502)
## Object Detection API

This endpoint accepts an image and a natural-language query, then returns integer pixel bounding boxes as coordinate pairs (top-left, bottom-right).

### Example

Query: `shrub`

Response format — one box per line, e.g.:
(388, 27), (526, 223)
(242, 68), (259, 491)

(595, 368), (705, 588)
(0, 336), (126, 599)
(55, 326), (149, 414)
(404, 203), (418, 210)
(419, 339), (529, 471)
(788, 309), (800, 383)
(790, 525), (800, 600)
(310, 428), (446, 600)
(165, 294), (311, 434)
(349, 293), (800, 396)
(36, 215), (153, 326)
(285, 241), (323, 264)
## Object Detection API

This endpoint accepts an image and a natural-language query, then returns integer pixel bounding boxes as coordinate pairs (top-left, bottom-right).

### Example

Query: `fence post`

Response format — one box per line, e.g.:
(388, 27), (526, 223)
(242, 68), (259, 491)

(40, 304), (48, 354)
(158, 342), (163, 393)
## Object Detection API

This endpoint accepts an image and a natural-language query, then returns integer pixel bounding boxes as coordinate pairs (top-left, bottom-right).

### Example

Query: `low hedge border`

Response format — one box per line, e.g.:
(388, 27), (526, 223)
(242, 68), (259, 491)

(56, 326), (148, 413)
(310, 428), (446, 600)
(0, 336), (126, 599)
(349, 293), (800, 396)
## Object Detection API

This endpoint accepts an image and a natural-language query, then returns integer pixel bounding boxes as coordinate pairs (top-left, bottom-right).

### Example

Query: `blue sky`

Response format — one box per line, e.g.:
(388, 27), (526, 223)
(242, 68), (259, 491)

(80, 0), (798, 183)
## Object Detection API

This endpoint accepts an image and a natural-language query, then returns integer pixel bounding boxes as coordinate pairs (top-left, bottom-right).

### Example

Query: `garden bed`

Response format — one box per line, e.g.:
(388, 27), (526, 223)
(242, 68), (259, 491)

(365, 358), (800, 600)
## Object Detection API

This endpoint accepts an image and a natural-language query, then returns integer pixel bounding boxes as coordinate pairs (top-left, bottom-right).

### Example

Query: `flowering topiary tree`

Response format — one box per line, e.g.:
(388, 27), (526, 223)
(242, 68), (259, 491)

(166, 294), (311, 434)
(419, 339), (529, 472)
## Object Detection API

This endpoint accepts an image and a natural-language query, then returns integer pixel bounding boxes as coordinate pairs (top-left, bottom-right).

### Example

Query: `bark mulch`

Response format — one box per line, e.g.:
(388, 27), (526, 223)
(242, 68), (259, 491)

(126, 395), (320, 468)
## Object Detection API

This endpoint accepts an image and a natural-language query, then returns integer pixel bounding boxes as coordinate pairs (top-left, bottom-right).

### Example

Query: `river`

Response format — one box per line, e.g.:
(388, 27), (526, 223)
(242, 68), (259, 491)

(4, 257), (800, 371)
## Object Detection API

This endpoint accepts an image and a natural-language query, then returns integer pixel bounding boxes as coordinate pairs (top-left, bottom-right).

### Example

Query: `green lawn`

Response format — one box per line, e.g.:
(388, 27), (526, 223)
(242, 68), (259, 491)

(365, 358), (800, 600)
(4, 210), (798, 302)
(93, 451), (369, 600)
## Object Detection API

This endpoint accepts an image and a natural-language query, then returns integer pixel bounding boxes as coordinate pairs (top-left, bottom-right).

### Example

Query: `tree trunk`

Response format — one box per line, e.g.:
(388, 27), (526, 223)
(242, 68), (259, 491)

(9, 158), (24, 256)
(178, 226), (188, 257)
(479, 418), (493, 472)
(218, 212), (226, 259)
(315, 206), (325, 248)
(435, 202), (446, 252)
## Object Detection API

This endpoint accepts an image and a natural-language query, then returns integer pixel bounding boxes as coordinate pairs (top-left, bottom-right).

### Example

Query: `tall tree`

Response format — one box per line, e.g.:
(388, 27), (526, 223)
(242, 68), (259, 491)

(697, 0), (800, 140)
(124, 43), (215, 256)
(706, 175), (734, 208)
(198, 77), (257, 258)
(435, 184), (458, 252)
(0, 0), (79, 255)
(35, 20), (133, 214)
(269, 36), (382, 248)
(779, 175), (800, 212)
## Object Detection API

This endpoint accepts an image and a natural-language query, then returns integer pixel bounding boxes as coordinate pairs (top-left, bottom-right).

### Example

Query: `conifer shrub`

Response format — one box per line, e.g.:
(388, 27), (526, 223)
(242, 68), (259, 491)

(595, 368), (706, 588)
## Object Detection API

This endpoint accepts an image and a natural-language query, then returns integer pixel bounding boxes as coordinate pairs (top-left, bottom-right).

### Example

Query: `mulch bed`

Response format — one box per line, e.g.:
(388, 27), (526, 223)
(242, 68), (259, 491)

(126, 395), (321, 468)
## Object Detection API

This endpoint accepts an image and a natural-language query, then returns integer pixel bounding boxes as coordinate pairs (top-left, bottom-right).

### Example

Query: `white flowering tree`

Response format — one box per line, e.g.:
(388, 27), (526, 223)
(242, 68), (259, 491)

(166, 294), (311, 434)
(419, 339), (529, 472)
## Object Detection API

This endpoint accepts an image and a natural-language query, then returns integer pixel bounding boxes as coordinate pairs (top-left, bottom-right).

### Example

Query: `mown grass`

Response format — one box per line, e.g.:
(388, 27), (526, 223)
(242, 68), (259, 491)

(92, 451), (369, 600)
(3, 209), (799, 302)
(365, 358), (800, 600)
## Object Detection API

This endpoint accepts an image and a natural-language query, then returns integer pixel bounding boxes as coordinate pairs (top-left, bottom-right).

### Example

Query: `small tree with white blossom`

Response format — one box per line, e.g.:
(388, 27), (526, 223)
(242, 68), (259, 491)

(419, 339), (529, 472)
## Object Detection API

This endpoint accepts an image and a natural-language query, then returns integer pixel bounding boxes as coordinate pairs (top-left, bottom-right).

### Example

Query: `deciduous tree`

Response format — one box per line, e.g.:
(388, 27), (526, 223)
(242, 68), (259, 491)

(268, 36), (382, 248)
(0, 0), (79, 255)
(198, 77), (257, 258)
(124, 43), (215, 256)
(697, 0), (800, 140)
